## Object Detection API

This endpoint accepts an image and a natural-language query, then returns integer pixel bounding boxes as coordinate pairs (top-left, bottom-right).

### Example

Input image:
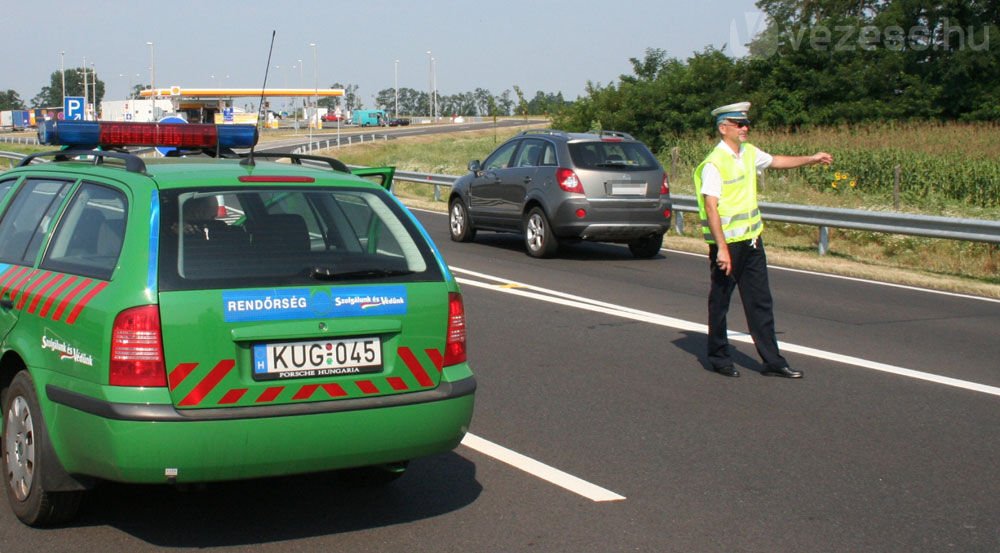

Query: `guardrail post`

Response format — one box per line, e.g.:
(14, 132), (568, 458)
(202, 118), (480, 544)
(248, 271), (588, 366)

(673, 211), (684, 235)
(434, 185), (441, 202)
(818, 226), (829, 255)
(894, 165), (901, 210)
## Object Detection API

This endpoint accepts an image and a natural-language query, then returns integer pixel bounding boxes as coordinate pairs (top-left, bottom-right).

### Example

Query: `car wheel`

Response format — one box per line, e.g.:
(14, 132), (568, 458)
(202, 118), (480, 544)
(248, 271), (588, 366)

(3, 371), (82, 526)
(524, 207), (558, 258)
(449, 199), (477, 242)
(628, 233), (664, 258)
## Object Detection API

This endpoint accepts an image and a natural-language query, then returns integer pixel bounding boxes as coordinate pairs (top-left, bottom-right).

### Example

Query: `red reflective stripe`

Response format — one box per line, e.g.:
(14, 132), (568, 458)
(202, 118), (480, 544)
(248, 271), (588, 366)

(179, 360), (235, 406)
(0, 267), (28, 296)
(387, 377), (408, 391)
(321, 383), (347, 398)
(52, 278), (92, 321)
(256, 386), (284, 403)
(16, 271), (49, 310)
(218, 389), (247, 405)
(398, 347), (433, 387)
(8, 270), (37, 304)
(29, 273), (63, 313)
(168, 362), (198, 391)
(293, 384), (319, 400)
(40, 276), (77, 318)
(356, 380), (379, 395)
(65, 281), (108, 324)
(425, 348), (444, 372)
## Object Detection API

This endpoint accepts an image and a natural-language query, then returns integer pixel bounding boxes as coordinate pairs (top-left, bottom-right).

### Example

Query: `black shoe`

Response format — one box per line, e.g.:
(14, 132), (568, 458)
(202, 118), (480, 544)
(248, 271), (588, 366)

(715, 365), (740, 377)
(762, 366), (803, 378)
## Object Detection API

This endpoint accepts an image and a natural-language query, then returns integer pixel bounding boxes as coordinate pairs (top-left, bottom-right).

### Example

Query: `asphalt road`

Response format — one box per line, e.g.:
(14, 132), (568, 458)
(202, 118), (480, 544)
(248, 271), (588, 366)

(3, 209), (998, 552)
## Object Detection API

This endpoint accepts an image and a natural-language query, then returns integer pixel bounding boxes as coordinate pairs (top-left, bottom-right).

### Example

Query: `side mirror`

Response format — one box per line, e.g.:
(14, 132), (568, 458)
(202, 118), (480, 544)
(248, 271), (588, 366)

(468, 160), (482, 174)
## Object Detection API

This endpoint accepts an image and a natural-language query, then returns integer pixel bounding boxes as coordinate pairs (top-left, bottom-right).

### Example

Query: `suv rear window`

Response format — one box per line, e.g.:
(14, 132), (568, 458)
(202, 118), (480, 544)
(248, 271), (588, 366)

(157, 186), (442, 291)
(568, 141), (660, 171)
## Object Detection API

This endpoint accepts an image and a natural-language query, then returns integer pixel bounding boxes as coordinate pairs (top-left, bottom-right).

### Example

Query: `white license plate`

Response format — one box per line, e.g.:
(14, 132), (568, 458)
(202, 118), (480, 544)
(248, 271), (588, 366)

(611, 183), (646, 195)
(252, 336), (382, 381)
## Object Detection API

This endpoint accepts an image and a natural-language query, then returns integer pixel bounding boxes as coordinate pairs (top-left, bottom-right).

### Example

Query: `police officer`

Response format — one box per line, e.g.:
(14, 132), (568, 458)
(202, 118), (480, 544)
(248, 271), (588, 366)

(694, 102), (833, 378)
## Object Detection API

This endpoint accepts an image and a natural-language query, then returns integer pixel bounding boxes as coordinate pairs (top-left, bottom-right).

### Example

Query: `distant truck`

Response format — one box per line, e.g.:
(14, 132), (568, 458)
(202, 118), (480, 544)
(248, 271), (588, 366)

(1, 110), (32, 130)
(351, 109), (387, 127)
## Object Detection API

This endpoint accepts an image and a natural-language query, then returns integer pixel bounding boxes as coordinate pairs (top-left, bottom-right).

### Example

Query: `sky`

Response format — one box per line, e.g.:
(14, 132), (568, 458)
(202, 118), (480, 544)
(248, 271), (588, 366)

(3, 0), (768, 109)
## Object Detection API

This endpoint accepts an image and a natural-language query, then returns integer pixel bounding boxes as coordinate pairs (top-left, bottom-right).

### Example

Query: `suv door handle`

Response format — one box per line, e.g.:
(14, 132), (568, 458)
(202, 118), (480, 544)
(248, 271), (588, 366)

(523, 176), (532, 184)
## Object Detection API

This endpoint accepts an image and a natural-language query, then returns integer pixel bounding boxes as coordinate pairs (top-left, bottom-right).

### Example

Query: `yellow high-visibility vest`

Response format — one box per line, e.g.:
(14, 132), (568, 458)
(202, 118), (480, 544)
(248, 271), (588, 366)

(693, 144), (764, 244)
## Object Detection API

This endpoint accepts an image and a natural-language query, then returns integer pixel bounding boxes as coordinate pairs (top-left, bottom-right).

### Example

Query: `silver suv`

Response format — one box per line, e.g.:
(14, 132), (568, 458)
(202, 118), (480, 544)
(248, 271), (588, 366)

(448, 130), (671, 258)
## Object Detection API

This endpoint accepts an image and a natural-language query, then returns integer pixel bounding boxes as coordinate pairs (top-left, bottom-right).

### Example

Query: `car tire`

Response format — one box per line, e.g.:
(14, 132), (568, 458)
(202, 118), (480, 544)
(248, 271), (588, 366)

(628, 233), (664, 258)
(524, 207), (558, 258)
(2, 371), (83, 526)
(449, 199), (477, 242)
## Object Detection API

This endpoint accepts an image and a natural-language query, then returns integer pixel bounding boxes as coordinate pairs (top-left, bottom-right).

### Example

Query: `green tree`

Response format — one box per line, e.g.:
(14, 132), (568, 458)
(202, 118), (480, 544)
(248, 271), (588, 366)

(31, 67), (105, 108)
(0, 90), (25, 110)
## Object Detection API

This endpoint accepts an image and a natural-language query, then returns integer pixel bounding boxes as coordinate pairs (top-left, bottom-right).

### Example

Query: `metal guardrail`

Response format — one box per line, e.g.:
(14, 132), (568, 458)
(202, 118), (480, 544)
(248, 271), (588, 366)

(388, 170), (1000, 253)
(2, 152), (997, 252)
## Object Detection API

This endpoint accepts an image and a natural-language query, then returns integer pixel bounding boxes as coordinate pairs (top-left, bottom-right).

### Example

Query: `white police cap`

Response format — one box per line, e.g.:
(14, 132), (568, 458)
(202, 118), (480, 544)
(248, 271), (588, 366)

(711, 102), (751, 124)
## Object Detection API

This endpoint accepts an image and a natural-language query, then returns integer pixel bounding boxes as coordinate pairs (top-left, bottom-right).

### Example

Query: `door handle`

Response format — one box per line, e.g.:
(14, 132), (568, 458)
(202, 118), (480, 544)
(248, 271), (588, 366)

(523, 176), (532, 184)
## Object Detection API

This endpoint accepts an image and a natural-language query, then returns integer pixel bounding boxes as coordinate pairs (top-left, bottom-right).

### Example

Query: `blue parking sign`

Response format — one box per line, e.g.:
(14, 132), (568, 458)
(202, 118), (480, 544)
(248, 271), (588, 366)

(64, 97), (85, 120)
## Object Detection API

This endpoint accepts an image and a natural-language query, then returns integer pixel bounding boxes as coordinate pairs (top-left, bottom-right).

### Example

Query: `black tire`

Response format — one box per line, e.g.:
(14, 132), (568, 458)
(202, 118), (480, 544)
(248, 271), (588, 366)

(2, 371), (82, 526)
(524, 206), (558, 258)
(628, 232), (664, 258)
(449, 198), (477, 242)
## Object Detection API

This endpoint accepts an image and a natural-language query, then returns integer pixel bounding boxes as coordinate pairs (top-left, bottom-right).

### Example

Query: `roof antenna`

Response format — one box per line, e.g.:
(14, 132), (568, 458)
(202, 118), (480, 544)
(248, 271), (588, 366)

(242, 30), (276, 167)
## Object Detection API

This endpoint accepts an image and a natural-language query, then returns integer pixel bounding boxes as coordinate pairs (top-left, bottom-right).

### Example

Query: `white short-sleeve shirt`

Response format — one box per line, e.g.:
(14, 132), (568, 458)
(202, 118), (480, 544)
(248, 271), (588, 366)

(700, 141), (773, 198)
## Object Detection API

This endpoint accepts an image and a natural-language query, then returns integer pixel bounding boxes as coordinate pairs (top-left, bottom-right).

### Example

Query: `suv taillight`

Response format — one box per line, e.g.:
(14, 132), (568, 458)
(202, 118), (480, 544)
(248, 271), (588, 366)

(110, 305), (167, 387)
(556, 168), (584, 194)
(444, 292), (467, 366)
(660, 173), (670, 195)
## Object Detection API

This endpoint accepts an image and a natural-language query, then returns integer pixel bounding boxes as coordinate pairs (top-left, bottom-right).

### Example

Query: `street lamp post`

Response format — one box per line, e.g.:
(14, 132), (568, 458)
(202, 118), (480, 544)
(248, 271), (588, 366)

(394, 59), (399, 118)
(59, 51), (66, 109)
(426, 51), (432, 119)
(91, 63), (97, 119)
(310, 43), (317, 148)
(146, 41), (155, 92)
(82, 56), (89, 121)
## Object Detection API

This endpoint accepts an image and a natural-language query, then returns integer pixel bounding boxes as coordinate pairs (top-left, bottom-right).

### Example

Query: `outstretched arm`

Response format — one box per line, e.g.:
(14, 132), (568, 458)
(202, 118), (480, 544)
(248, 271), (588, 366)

(769, 152), (833, 169)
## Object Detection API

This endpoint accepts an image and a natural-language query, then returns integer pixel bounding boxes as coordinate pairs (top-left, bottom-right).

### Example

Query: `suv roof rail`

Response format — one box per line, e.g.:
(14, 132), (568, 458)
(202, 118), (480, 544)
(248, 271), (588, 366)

(236, 152), (351, 173)
(18, 149), (147, 174)
(596, 130), (636, 140)
(518, 129), (569, 138)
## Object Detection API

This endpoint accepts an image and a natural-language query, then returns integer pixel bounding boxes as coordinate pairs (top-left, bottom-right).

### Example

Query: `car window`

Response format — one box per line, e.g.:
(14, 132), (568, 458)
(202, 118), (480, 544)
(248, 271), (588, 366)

(41, 182), (127, 281)
(512, 139), (544, 168)
(157, 186), (441, 291)
(483, 141), (519, 170)
(0, 179), (15, 205)
(540, 143), (557, 166)
(568, 141), (660, 171)
(0, 179), (72, 265)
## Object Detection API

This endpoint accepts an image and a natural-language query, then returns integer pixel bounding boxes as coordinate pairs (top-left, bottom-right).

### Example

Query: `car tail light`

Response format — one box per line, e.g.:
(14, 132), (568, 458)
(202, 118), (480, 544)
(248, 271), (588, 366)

(110, 305), (167, 387)
(556, 168), (584, 194)
(444, 292), (467, 366)
(660, 174), (670, 195)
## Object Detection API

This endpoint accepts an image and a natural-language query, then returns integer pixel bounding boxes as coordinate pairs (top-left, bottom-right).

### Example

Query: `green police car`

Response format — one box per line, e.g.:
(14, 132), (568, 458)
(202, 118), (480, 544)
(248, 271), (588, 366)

(0, 120), (475, 526)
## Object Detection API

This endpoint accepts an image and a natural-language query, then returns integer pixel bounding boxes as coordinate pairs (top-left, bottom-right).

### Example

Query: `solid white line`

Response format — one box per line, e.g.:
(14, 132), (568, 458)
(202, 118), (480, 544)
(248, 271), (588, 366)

(454, 268), (1000, 399)
(460, 433), (626, 502)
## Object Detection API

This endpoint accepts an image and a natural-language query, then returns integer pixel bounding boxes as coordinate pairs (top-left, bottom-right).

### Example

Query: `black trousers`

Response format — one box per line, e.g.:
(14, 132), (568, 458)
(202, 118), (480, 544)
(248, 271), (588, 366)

(707, 236), (788, 371)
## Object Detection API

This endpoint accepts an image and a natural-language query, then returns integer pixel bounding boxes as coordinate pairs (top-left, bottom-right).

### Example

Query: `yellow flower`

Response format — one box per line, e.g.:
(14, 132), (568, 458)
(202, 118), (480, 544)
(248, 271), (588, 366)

(849, 180), (856, 188)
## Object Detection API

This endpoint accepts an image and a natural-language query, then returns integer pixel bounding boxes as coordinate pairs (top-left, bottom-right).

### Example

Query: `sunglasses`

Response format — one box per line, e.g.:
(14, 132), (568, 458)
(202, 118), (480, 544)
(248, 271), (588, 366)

(725, 119), (751, 128)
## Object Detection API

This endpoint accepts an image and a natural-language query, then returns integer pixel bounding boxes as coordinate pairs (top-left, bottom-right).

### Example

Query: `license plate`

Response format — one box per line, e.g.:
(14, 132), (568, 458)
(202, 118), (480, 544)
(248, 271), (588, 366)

(611, 183), (646, 195)
(252, 336), (382, 381)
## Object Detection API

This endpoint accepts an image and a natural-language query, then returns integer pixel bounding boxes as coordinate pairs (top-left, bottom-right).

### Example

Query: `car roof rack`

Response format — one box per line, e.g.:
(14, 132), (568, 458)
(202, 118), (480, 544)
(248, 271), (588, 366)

(518, 129), (569, 138)
(17, 149), (147, 174)
(235, 152), (351, 173)
(596, 130), (636, 140)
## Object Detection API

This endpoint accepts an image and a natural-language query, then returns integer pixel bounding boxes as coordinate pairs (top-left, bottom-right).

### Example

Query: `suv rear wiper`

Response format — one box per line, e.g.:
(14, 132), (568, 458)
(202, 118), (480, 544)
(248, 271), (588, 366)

(310, 267), (415, 281)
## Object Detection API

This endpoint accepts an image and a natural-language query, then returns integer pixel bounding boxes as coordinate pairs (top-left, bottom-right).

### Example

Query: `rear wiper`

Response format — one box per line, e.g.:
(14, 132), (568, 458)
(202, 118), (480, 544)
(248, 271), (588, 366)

(595, 161), (629, 167)
(310, 267), (415, 281)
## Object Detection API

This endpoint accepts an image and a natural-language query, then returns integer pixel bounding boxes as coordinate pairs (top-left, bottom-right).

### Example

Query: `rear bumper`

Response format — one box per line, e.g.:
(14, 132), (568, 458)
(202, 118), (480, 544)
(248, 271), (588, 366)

(550, 198), (671, 241)
(44, 373), (475, 484)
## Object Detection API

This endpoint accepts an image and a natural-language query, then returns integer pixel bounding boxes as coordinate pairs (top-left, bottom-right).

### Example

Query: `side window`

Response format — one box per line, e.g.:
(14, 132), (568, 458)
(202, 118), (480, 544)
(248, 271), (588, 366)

(42, 183), (127, 281)
(483, 141), (519, 171)
(0, 179), (15, 206)
(512, 139), (544, 168)
(540, 143), (557, 166)
(0, 179), (72, 265)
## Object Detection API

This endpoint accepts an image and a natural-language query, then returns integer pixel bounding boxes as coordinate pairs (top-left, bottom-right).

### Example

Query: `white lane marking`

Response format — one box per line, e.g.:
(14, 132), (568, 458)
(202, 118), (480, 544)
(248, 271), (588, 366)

(461, 433), (626, 502)
(453, 267), (1000, 398)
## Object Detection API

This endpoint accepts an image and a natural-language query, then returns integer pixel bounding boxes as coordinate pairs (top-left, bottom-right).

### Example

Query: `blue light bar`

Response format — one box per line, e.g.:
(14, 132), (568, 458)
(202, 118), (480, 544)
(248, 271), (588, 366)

(37, 120), (258, 149)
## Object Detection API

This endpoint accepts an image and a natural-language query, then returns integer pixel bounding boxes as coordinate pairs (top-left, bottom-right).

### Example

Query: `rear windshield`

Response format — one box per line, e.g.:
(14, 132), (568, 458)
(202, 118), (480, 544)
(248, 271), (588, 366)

(568, 141), (660, 171)
(157, 186), (443, 291)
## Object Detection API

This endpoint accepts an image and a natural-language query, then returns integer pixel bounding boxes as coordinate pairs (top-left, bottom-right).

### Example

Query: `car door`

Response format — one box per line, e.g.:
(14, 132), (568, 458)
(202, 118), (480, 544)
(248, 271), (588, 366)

(496, 139), (545, 226)
(468, 139), (519, 226)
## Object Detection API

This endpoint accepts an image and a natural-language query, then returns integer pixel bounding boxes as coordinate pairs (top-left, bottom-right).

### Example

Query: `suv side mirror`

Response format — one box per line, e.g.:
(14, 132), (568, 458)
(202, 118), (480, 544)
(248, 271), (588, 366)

(468, 160), (482, 174)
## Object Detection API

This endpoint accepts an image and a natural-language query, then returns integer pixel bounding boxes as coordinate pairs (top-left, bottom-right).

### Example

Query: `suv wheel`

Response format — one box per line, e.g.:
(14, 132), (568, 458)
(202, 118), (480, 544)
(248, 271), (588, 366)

(524, 207), (558, 258)
(628, 233), (664, 259)
(449, 198), (476, 242)
(3, 372), (83, 526)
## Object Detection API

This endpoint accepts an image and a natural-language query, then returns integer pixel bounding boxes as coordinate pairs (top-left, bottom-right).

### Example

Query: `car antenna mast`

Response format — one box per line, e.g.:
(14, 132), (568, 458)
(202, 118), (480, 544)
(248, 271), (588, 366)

(242, 30), (276, 167)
